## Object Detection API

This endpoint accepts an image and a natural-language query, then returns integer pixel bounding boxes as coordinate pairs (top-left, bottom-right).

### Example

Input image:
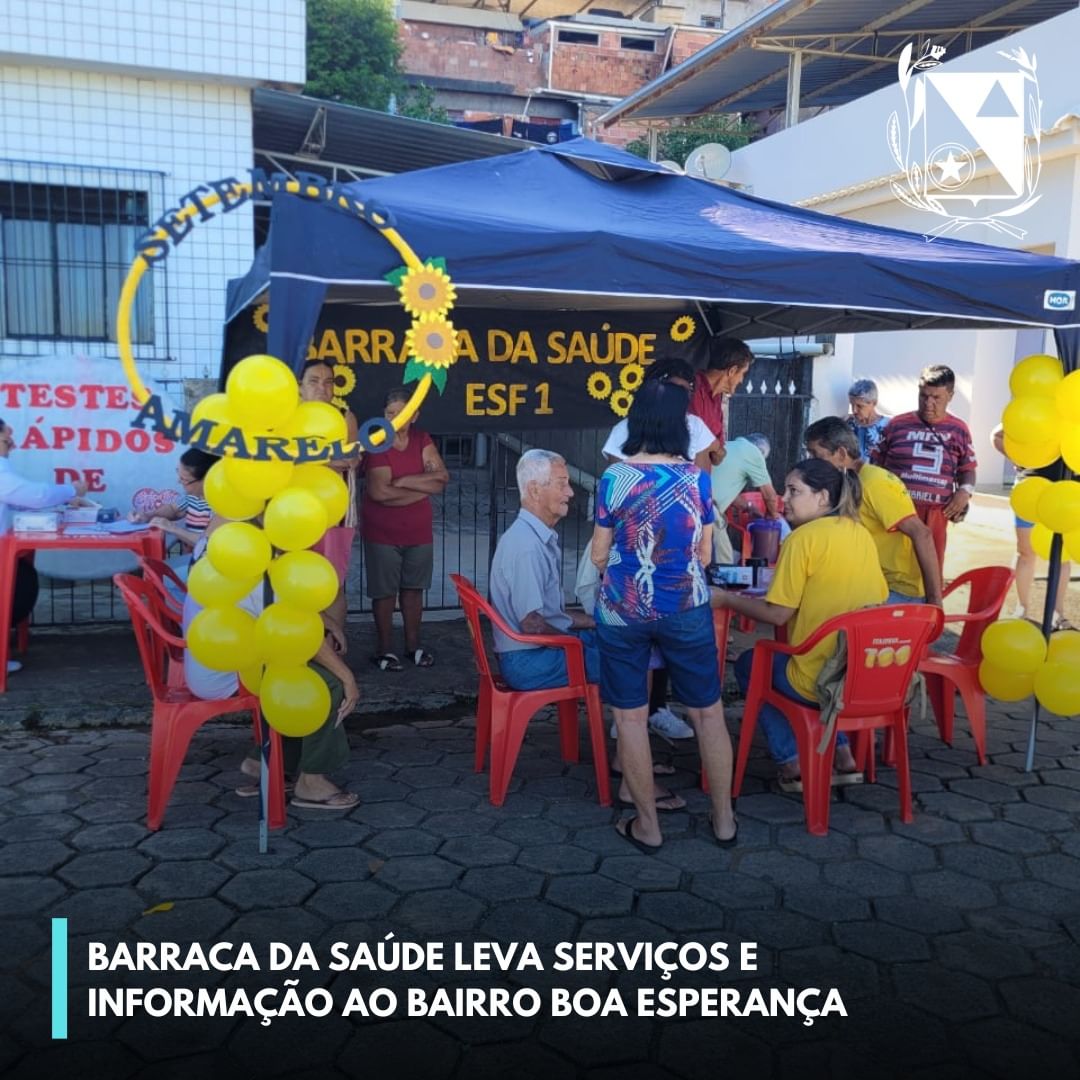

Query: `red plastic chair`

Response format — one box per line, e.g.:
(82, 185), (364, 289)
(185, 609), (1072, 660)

(918, 566), (1015, 765)
(113, 573), (286, 831)
(733, 604), (944, 835)
(139, 556), (186, 622)
(450, 573), (611, 808)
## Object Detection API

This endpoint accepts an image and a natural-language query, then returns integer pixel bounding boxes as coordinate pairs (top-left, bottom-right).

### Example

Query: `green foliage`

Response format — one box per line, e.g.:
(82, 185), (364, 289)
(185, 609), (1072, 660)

(305, 0), (402, 111)
(625, 114), (758, 164)
(399, 84), (452, 126)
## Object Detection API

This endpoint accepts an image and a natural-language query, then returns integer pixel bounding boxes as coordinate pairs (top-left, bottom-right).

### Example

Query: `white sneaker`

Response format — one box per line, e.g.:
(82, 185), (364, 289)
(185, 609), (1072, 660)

(7, 660), (22, 674)
(648, 707), (695, 740)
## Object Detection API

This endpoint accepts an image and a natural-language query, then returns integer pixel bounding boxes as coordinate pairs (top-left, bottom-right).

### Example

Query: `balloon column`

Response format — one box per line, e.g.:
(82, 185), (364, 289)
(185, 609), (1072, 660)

(184, 354), (347, 738)
(981, 354), (1080, 717)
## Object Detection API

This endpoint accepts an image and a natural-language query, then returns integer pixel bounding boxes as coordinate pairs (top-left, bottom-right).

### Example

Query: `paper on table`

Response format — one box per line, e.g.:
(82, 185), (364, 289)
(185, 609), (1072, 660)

(102, 521), (153, 534)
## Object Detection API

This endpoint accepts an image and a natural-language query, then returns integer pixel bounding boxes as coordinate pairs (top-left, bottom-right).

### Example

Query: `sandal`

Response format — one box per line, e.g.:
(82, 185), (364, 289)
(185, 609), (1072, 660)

(236, 781), (295, 798)
(290, 791), (359, 811)
(371, 653), (403, 672)
(618, 788), (687, 813)
(610, 763), (676, 778)
(409, 648), (434, 667)
(615, 816), (661, 854)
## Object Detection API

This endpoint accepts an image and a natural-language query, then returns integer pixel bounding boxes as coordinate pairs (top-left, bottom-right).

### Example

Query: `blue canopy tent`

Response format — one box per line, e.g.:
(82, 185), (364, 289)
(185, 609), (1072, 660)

(223, 137), (1080, 369)
(230, 137), (1080, 767)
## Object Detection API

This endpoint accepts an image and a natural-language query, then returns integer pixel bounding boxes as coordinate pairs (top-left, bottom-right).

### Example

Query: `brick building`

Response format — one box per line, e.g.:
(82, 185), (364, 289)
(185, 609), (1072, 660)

(397, 0), (771, 147)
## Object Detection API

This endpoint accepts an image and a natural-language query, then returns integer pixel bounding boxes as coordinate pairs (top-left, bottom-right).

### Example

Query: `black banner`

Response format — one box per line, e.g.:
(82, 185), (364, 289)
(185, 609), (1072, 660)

(223, 305), (708, 432)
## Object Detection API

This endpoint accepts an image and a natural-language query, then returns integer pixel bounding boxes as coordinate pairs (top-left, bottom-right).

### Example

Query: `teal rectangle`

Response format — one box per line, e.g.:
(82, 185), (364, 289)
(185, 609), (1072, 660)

(51, 917), (67, 1040)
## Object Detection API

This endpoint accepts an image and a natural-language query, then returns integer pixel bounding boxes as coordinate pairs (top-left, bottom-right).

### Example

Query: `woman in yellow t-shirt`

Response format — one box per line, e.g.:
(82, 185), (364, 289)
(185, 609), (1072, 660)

(713, 458), (888, 790)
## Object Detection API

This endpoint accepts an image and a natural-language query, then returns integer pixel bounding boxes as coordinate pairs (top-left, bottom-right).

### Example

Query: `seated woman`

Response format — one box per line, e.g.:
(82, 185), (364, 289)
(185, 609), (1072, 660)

(131, 448), (216, 551)
(591, 378), (738, 851)
(183, 517), (361, 810)
(713, 458), (887, 792)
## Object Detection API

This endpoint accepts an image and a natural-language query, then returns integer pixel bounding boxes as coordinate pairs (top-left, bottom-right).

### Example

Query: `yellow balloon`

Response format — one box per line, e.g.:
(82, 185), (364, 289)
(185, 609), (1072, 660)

(1002, 396), (1058, 444)
(239, 664), (264, 694)
(259, 665), (330, 737)
(287, 401), (348, 448)
(207, 522), (272, 580)
(1062, 427), (1080, 474)
(1010, 476), (1051, 523)
(1009, 354), (1063, 399)
(981, 618), (1047, 674)
(203, 462), (265, 521)
(1056, 370), (1080, 425)
(1047, 630), (1080, 667)
(255, 603), (325, 665)
(186, 607), (258, 672)
(1034, 662), (1080, 717)
(263, 488), (328, 552)
(226, 354), (299, 431)
(223, 454), (294, 501)
(191, 393), (236, 451)
(1037, 480), (1080, 535)
(187, 557), (261, 608)
(1031, 523), (1054, 560)
(269, 550), (339, 612)
(1066, 530), (1080, 563)
(1002, 434), (1060, 470)
(977, 660), (1034, 702)
(289, 464), (350, 525)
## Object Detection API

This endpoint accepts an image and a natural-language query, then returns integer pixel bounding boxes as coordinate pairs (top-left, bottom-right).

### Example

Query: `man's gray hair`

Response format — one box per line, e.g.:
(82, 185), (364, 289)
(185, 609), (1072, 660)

(848, 378), (879, 404)
(517, 448), (564, 499)
(745, 432), (770, 457)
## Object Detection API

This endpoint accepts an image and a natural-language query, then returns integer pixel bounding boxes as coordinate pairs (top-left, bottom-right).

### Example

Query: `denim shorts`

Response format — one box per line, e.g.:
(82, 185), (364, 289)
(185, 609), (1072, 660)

(596, 604), (722, 710)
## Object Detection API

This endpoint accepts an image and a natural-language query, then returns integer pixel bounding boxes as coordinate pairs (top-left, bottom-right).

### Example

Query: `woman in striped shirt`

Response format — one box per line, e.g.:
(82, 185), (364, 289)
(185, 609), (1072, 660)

(130, 447), (216, 550)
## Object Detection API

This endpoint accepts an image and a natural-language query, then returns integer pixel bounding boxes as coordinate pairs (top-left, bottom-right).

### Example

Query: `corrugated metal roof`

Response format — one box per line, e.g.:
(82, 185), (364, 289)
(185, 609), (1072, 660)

(252, 89), (527, 178)
(601, 0), (1078, 124)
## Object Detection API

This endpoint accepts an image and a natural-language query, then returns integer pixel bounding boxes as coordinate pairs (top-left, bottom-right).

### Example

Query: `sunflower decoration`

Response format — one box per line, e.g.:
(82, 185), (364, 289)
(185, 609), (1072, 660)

(252, 302), (270, 333)
(609, 389), (633, 418)
(397, 261), (456, 319)
(619, 364), (645, 392)
(402, 312), (458, 394)
(587, 371), (613, 400)
(332, 364), (356, 411)
(670, 314), (696, 343)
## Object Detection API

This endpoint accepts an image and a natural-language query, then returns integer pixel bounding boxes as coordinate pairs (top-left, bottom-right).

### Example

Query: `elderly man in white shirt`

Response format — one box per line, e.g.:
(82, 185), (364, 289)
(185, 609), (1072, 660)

(0, 420), (88, 673)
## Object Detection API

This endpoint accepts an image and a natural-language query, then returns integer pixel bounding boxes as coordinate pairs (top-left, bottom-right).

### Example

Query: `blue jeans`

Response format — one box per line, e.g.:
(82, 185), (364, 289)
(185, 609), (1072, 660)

(497, 629), (601, 690)
(734, 649), (848, 768)
(886, 591), (926, 606)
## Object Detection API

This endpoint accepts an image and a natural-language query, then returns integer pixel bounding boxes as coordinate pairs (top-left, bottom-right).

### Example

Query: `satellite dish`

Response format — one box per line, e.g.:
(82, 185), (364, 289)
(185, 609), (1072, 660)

(657, 159), (684, 174)
(684, 142), (732, 181)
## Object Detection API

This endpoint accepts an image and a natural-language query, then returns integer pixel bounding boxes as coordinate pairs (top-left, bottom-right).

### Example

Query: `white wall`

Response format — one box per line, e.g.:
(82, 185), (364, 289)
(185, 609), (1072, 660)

(0, 1), (306, 388)
(729, 8), (1080, 482)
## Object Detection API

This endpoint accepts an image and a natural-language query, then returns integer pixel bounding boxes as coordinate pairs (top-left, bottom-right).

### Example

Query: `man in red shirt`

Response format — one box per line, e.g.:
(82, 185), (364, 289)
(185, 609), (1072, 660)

(689, 337), (754, 465)
(871, 364), (977, 571)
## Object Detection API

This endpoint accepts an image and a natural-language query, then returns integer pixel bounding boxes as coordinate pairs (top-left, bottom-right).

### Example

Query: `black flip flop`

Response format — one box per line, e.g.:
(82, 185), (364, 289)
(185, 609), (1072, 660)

(615, 816), (661, 855)
(709, 814), (738, 848)
(618, 791), (687, 813)
(371, 653), (403, 672)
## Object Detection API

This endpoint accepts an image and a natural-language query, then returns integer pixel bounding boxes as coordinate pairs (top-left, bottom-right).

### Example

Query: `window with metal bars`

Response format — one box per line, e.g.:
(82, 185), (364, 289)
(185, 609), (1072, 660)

(0, 181), (153, 343)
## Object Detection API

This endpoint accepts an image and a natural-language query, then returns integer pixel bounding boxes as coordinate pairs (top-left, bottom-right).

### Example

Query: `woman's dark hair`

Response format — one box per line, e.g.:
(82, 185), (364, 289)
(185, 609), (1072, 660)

(385, 387), (412, 408)
(621, 379), (691, 460)
(301, 358), (334, 375)
(180, 447), (219, 480)
(788, 457), (861, 521)
(644, 356), (695, 385)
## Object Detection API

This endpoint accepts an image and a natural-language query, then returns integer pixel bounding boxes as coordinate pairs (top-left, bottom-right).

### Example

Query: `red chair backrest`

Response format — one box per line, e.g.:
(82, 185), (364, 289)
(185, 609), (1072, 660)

(450, 573), (496, 684)
(797, 604), (944, 719)
(139, 556), (186, 618)
(114, 572), (186, 702)
(941, 566), (1015, 663)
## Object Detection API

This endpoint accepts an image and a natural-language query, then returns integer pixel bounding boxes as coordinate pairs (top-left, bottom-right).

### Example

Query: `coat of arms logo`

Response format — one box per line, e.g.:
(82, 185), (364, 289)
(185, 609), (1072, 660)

(887, 41), (1042, 241)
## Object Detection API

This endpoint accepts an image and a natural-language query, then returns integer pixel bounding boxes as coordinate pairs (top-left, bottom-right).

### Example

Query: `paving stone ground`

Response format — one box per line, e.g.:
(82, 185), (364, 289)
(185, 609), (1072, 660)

(1, 622), (1079, 1078)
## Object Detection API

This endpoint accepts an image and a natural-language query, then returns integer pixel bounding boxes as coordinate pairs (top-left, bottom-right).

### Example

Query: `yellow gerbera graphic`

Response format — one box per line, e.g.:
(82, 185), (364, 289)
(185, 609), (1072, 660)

(670, 315), (696, 342)
(609, 389), (633, 417)
(619, 364), (645, 392)
(399, 263), (456, 318)
(253, 303), (269, 333)
(406, 314), (458, 370)
(587, 371), (613, 400)
(333, 364), (357, 397)
(332, 396), (347, 411)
